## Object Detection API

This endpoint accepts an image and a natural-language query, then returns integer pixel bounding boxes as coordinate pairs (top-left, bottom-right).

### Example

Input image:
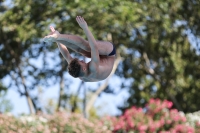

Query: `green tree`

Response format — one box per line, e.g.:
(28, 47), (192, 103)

(0, 83), (13, 113)
(118, 0), (200, 113)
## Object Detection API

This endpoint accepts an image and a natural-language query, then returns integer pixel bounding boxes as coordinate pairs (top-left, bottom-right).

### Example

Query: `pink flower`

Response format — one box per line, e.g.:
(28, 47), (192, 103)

(154, 107), (162, 113)
(154, 121), (161, 128)
(127, 117), (135, 128)
(173, 115), (180, 122)
(124, 110), (129, 117)
(163, 100), (173, 109)
(119, 115), (125, 121)
(155, 99), (161, 105)
(170, 109), (178, 113)
(166, 120), (172, 125)
(167, 101), (173, 108)
(159, 131), (170, 133)
(114, 121), (125, 131)
(131, 106), (137, 110)
(111, 98), (194, 133)
(170, 129), (177, 133)
(138, 125), (148, 131)
(196, 121), (200, 127)
(119, 121), (125, 127)
(174, 124), (182, 131)
(187, 126), (195, 133)
(181, 117), (186, 122)
(149, 98), (155, 104)
(159, 118), (165, 126)
(127, 120), (134, 128)
(138, 107), (143, 112)
(114, 124), (122, 131)
(149, 125), (156, 132)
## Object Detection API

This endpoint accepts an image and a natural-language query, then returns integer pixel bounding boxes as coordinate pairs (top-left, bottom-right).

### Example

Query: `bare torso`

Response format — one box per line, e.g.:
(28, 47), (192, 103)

(79, 55), (115, 82)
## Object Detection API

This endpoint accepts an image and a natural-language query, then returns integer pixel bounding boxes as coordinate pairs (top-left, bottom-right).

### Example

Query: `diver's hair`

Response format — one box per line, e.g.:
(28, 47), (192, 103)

(68, 58), (81, 78)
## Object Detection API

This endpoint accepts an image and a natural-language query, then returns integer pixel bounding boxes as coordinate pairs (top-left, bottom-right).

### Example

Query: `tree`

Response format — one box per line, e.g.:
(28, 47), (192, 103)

(118, 0), (200, 113)
(0, 83), (13, 113)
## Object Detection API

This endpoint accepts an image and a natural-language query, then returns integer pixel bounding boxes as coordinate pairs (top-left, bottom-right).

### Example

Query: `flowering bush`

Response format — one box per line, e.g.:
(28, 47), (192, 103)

(0, 112), (111, 133)
(186, 111), (200, 133)
(104, 98), (195, 133)
(0, 99), (199, 133)
(46, 112), (111, 133)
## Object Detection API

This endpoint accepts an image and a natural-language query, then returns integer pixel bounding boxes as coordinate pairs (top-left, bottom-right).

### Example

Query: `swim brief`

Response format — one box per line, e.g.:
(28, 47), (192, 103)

(108, 43), (116, 56)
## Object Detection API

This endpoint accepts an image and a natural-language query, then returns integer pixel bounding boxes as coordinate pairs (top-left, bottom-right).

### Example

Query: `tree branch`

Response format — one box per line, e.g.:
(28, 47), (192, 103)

(16, 65), (35, 114)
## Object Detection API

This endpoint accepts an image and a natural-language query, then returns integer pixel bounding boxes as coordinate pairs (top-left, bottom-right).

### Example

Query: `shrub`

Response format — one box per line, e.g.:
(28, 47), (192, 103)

(0, 99), (199, 133)
(46, 112), (111, 133)
(0, 112), (111, 133)
(104, 98), (194, 133)
(186, 111), (200, 133)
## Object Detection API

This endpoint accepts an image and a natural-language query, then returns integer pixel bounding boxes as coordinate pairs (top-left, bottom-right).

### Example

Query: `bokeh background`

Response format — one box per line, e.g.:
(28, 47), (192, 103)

(1, 0), (200, 132)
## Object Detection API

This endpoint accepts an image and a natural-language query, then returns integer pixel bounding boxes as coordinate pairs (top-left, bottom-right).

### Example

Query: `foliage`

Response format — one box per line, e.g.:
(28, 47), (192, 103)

(116, 0), (200, 113)
(0, 99), (200, 133)
(104, 99), (195, 133)
(0, 91), (13, 113)
(186, 111), (200, 133)
(0, 83), (13, 113)
(0, 112), (111, 133)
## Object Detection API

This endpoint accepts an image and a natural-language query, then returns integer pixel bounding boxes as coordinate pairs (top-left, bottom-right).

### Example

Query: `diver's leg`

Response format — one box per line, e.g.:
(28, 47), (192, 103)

(57, 34), (114, 55)
(57, 40), (91, 58)
(45, 26), (113, 55)
(57, 34), (91, 52)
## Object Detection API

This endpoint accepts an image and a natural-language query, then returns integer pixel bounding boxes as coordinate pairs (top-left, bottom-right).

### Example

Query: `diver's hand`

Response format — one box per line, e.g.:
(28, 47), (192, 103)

(76, 16), (88, 30)
(43, 26), (60, 43)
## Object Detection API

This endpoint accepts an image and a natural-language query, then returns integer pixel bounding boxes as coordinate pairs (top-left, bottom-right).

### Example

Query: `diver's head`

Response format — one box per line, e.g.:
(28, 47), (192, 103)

(68, 58), (88, 78)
